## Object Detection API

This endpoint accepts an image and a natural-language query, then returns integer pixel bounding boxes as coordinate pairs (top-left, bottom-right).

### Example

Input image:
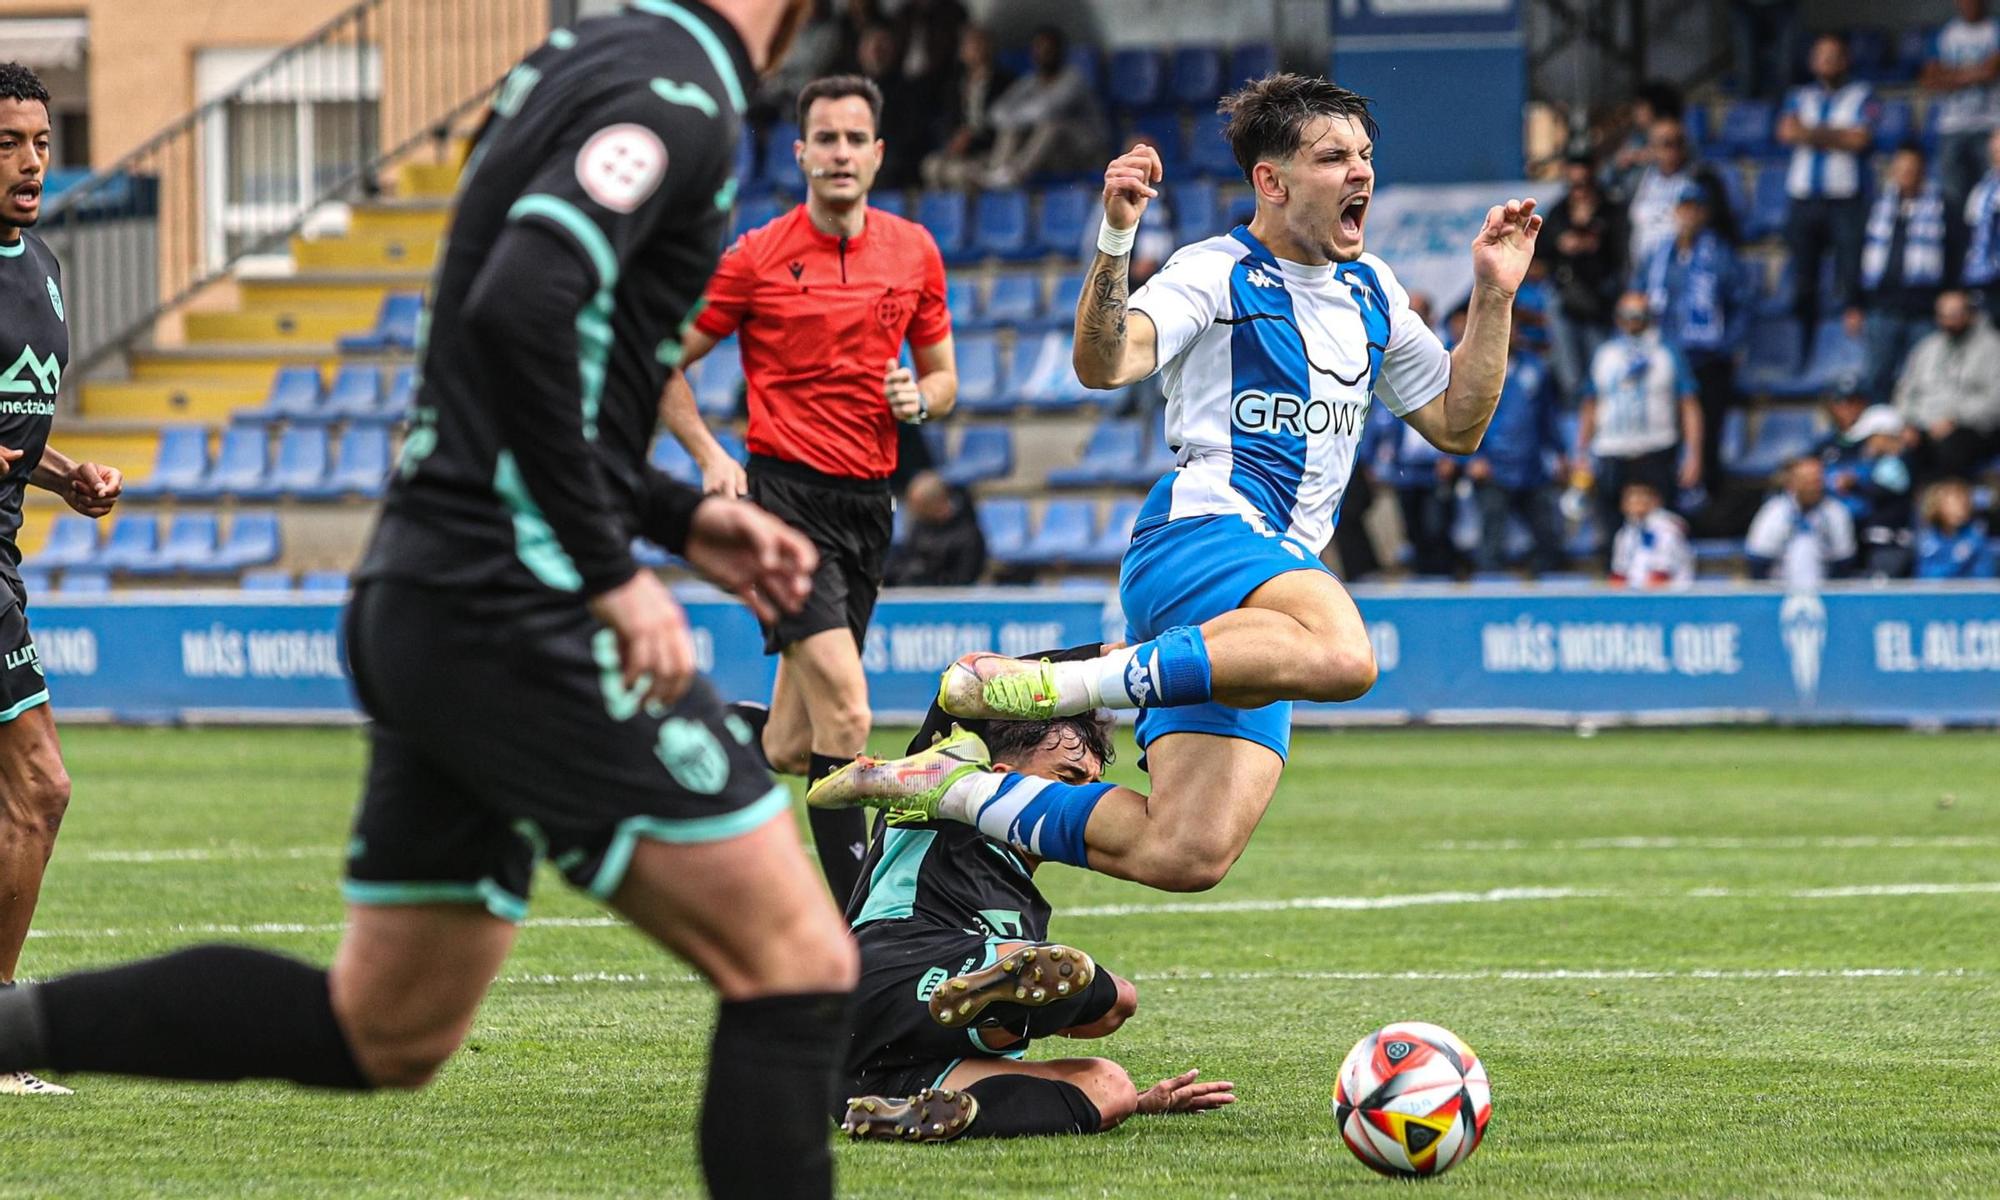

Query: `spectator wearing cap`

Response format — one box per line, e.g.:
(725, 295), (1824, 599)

(1608, 480), (1695, 588)
(1626, 114), (1738, 270)
(1642, 182), (1744, 486)
(1745, 456), (1857, 586)
(1541, 153), (1629, 405)
(1826, 405), (1917, 577)
(1778, 34), (1878, 342)
(1576, 291), (1704, 547)
(1922, 0), (2000, 213)
(1915, 478), (1998, 577)
(1814, 374), (1871, 468)
(1894, 288), (2000, 478)
(1849, 145), (1955, 405)
(1961, 129), (2000, 314)
(1466, 315), (1567, 575)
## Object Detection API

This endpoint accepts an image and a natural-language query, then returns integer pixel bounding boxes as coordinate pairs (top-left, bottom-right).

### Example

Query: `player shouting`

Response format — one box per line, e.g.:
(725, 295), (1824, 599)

(811, 74), (1541, 893)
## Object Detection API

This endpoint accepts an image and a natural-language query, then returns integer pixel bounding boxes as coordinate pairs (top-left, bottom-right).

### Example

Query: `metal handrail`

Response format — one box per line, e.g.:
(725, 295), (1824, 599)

(39, 0), (558, 388)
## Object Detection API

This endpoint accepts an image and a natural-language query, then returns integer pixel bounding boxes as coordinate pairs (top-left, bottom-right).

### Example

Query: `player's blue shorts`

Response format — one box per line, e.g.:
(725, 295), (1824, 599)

(1118, 510), (1334, 765)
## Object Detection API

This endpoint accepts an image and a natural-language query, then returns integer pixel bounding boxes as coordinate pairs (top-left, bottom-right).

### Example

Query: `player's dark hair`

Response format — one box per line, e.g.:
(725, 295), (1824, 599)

(0, 62), (50, 108)
(796, 74), (882, 134)
(1219, 73), (1376, 184)
(984, 711), (1116, 776)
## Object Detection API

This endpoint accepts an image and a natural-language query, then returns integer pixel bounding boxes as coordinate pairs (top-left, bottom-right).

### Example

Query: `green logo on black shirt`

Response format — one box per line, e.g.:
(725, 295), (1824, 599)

(0, 345), (60, 397)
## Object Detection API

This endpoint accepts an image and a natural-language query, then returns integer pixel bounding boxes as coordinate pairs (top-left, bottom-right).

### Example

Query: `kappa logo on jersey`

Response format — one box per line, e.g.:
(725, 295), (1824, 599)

(1245, 266), (1281, 289)
(45, 277), (63, 323)
(576, 123), (668, 214)
(1230, 389), (1368, 437)
(0, 345), (60, 397)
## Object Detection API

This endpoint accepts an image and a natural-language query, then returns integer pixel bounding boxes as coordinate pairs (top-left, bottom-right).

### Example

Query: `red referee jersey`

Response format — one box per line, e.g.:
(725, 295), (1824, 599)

(693, 203), (950, 480)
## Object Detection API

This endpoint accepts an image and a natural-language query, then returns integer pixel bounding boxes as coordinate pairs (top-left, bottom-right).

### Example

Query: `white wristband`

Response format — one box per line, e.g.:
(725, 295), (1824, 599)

(1097, 219), (1137, 257)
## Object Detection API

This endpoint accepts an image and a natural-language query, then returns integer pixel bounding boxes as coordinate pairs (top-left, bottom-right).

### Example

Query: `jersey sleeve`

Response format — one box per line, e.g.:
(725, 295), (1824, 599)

(906, 230), (952, 348)
(692, 232), (757, 340)
(1368, 258), (1452, 417)
(1128, 244), (1233, 371)
(1743, 497), (1791, 560)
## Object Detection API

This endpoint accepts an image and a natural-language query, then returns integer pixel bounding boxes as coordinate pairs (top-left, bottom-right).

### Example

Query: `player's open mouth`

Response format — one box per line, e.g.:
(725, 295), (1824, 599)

(1339, 193), (1368, 238)
(9, 182), (39, 211)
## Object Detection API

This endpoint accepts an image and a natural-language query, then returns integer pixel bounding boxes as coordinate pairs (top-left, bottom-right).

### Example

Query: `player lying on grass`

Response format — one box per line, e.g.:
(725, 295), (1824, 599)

(833, 648), (1234, 1142)
(809, 74), (1541, 895)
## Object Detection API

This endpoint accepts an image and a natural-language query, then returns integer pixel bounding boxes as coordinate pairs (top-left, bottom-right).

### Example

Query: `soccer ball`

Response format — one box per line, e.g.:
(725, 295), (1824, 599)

(1333, 1021), (1491, 1178)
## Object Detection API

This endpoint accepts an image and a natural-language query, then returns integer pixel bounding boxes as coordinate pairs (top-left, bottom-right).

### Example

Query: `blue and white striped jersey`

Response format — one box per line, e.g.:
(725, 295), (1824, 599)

(1125, 226), (1451, 554)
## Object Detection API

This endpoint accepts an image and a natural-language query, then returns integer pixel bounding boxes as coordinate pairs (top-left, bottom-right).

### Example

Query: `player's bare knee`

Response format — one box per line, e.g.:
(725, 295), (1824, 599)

(819, 698), (872, 753)
(1308, 639), (1378, 702)
(1145, 851), (1232, 894)
(336, 1014), (461, 1090)
(1085, 1060), (1139, 1130)
(2, 764), (69, 837)
(764, 735), (812, 777)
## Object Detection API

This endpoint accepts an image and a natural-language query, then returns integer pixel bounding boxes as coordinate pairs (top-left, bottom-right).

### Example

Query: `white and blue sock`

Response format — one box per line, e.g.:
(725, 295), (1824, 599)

(945, 773), (1111, 869)
(1090, 625), (1213, 710)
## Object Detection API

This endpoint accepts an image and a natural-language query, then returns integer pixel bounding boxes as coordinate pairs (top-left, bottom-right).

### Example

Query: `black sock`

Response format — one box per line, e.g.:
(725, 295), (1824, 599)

(0, 945), (368, 1089)
(807, 754), (868, 906)
(702, 991), (851, 1200)
(961, 1074), (1103, 1137)
(726, 702), (772, 771)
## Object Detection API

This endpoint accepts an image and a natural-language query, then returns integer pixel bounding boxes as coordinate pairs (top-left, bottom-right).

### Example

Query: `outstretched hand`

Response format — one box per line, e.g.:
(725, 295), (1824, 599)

(1470, 197), (1542, 296)
(1135, 1068), (1237, 1116)
(682, 497), (819, 627)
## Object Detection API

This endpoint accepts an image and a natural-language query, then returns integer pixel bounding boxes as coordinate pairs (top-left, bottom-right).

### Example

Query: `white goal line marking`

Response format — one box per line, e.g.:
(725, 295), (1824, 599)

(489, 966), (1990, 987)
(25, 881), (2000, 941)
(1430, 836), (2000, 852)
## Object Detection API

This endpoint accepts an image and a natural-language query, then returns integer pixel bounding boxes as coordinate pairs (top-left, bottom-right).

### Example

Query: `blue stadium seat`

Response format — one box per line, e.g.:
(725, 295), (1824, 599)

(983, 274), (1042, 329)
(1718, 100), (1777, 158)
(691, 343), (744, 417)
(632, 538), (675, 569)
(239, 568), (292, 592)
(213, 512), (282, 571)
(336, 292), (422, 354)
(382, 366), (416, 421)
(1692, 538), (1742, 564)
(734, 191), (787, 237)
(650, 434), (700, 486)
(1067, 45), (1103, 94)
(1049, 418), (1143, 487)
(97, 515), (160, 573)
(16, 568), (48, 595)
(140, 513), (221, 576)
(1010, 332), (1086, 411)
(125, 426), (209, 499)
(300, 570), (351, 593)
(758, 122), (800, 187)
(978, 498), (1031, 564)
(1042, 273), (1085, 331)
(324, 365), (384, 422)
(330, 425), (392, 498)
(733, 126), (759, 191)
(1129, 113), (1184, 180)
(1728, 408), (1821, 479)
(1683, 104), (1710, 154)
(57, 569), (111, 596)
(183, 424), (270, 499)
(1079, 497), (1142, 566)
(1897, 28), (1932, 80)
(1114, 425), (1180, 486)
(1921, 102), (1944, 153)
(936, 426), (1014, 487)
(1229, 43), (1276, 88)
(1847, 28), (1892, 81)
(952, 332), (1008, 413)
(1019, 499), (1097, 566)
(1873, 98), (1914, 153)
(256, 427), (334, 500)
(947, 278), (984, 330)
(1804, 318), (1867, 391)
(1035, 184), (1094, 257)
(1739, 317), (1806, 394)
(1173, 177), (1222, 243)
(26, 515), (99, 569)
(713, 430), (748, 463)
(1171, 47), (1225, 109)
(973, 189), (1035, 260)
(1107, 48), (1166, 112)
(918, 190), (971, 263)
(1745, 166), (1790, 240)
(1186, 111), (1238, 179)
(244, 365), (324, 424)
(870, 189), (908, 219)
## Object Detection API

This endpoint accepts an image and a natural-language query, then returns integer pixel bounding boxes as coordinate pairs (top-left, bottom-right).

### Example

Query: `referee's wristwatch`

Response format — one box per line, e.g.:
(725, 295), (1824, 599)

(908, 394), (929, 424)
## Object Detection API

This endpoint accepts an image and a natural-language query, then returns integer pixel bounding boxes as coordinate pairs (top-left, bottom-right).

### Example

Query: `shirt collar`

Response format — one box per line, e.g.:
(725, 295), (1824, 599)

(626, 0), (755, 117)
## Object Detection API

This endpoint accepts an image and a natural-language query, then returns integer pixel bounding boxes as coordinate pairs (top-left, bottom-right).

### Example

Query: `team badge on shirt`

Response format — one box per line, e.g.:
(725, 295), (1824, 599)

(46, 277), (63, 323)
(576, 123), (668, 214)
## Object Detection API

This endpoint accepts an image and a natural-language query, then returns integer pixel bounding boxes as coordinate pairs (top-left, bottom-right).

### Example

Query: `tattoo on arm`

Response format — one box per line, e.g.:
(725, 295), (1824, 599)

(1079, 252), (1130, 358)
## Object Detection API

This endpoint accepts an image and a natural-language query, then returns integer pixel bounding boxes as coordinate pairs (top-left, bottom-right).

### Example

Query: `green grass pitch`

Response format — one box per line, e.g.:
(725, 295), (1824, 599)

(9, 725), (1999, 1198)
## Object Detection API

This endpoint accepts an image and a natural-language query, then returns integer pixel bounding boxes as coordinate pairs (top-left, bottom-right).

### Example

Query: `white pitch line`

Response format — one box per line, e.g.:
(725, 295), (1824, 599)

(77, 846), (340, 864)
(25, 881), (2000, 941)
(1431, 836), (2000, 852)
(491, 966), (1988, 987)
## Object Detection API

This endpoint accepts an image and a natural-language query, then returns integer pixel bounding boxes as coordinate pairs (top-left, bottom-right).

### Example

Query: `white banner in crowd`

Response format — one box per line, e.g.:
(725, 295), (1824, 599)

(1360, 180), (1561, 313)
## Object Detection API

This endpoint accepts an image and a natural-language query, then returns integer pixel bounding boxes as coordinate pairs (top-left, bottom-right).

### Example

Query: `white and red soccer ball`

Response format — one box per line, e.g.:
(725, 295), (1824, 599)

(1333, 1021), (1491, 1178)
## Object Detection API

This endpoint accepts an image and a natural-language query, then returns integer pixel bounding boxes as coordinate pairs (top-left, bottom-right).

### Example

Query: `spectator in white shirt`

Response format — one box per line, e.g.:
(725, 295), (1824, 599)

(1778, 34), (1878, 339)
(1922, 0), (2000, 211)
(1626, 115), (1737, 269)
(1608, 480), (1695, 588)
(1892, 288), (2000, 478)
(1745, 456), (1857, 586)
(971, 25), (1104, 190)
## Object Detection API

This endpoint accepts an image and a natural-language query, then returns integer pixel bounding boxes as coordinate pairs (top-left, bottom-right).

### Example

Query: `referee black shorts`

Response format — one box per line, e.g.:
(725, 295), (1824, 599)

(747, 455), (893, 656)
(340, 580), (787, 921)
